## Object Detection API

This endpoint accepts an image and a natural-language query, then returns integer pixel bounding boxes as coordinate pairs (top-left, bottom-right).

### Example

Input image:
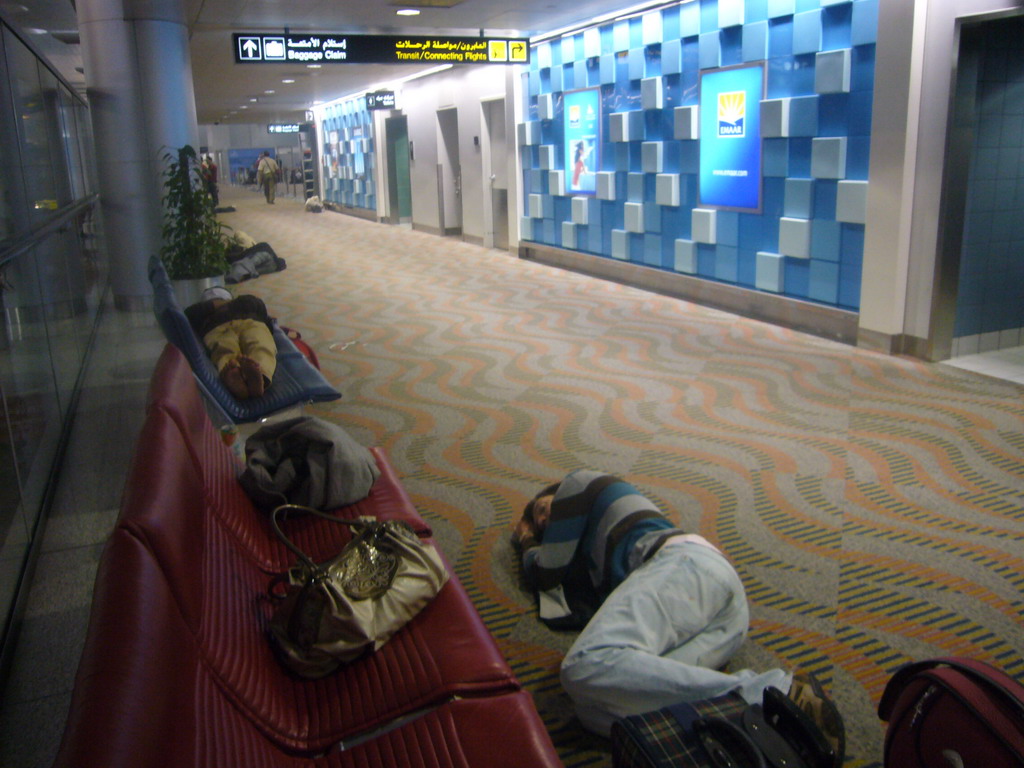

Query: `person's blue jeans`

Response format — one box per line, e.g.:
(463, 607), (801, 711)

(559, 541), (792, 736)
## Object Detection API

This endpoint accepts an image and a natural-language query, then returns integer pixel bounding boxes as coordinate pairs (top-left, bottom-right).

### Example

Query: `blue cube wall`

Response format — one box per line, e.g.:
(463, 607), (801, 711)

(319, 98), (377, 212)
(519, 0), (875, 312)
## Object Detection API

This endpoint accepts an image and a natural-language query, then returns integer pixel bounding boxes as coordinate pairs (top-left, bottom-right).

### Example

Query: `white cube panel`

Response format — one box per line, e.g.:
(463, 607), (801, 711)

(642, 142), (664, 173)
(625, 202), (645, 233)
(562, 222), (577, 249)
(811, 137), (848, 179)
(612, 229), (629, 260)
(518, 121), (541, 146)
(597, 171), (616, 201)
(692, 208), (717, 244)
(675, 239), (697, 273)
(815, 49), (852, 94)
(539, 145), (556, 170)
(756, 251), (785, 292)
(642, 77), (664, 110)
(610, 111), (644, 142)
(549, 169), (566, 197)
(520, 217), (533, 240)
(761, 98), (790, 138)
(572, 196), (590, 225)
(538, 93), (555, 120)
(674, 106), (699, 140)
(719, 0), (745, 28)
(779, 217), (811, 258)
(528, 193), (544, 219)
(656, 174), (680, 207)
(836, 180), (868, 224)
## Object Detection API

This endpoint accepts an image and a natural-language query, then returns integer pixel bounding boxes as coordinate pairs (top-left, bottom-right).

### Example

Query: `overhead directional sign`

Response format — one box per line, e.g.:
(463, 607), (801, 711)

(234, 33), (530, 65)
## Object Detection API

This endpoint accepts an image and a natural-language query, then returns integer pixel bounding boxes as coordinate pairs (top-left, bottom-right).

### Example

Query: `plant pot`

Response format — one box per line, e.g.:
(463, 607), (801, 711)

(172, 275), (226, 308)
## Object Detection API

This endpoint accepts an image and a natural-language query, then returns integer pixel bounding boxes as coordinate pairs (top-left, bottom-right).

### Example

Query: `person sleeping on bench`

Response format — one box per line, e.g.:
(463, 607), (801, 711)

(184, 286), (277, 400)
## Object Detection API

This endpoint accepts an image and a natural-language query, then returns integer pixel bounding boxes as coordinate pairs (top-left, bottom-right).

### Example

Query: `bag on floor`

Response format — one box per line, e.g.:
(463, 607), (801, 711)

(878, 656), (1024, 768)
(280, 326), (321, 369)
(611, 687), (839, 768)
(267, 504), (449, 679)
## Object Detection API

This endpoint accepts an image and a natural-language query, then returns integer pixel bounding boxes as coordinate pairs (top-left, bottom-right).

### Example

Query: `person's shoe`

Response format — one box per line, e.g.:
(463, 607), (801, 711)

(789, 670), (845, 767)
(239, 356), (265, 398)
(220, 360), (249, 399)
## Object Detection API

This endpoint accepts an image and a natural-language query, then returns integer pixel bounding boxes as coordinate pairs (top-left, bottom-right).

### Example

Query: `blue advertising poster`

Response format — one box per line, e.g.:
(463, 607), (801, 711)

(228, 147), (276, 185)
(563, 87), (600, 195)
(699, 64), (764, 212)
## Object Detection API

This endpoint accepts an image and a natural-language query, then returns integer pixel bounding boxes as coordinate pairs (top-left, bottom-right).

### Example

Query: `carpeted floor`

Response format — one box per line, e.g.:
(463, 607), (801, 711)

(218, 187), (1024, 767)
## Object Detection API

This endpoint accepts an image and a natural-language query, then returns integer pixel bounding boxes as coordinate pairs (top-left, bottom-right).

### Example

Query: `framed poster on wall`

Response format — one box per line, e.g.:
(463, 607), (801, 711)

(699, 63), (765, 212)
(563, 87), (601, 195)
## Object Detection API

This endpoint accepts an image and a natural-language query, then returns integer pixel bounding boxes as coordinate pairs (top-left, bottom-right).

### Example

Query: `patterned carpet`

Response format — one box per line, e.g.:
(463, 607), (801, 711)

(217, 188), (1024, 767)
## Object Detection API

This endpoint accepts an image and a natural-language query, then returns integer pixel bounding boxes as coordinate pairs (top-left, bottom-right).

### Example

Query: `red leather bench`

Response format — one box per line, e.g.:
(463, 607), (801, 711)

(54, 344), (562, 767)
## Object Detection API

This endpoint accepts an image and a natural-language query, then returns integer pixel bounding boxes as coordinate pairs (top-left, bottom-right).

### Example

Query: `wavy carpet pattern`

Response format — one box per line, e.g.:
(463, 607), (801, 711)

(217, 190), (1024, 767)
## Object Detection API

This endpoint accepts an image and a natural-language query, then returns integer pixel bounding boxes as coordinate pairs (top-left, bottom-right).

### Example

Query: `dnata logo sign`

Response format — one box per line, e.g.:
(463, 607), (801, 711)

(569, 104), (581, 128)
(718, 91), (745, 138)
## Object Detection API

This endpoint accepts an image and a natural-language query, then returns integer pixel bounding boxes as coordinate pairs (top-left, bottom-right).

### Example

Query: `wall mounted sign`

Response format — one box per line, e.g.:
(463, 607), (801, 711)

(234, 33), (529, 65)
(366, 90), (396, 110)
(699, 63), (765, 212)
(268, 124), (301, 133)
(563, 87), (601, 195)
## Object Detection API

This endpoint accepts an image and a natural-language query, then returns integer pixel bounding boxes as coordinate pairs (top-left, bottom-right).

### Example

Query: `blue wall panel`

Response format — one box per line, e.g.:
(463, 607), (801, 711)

(519, 0), (878, 312)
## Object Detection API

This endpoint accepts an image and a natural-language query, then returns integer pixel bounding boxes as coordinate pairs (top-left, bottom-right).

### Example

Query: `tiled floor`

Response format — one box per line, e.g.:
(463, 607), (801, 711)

(0, 299), (166, 768)
(943, 345), (1024, 385)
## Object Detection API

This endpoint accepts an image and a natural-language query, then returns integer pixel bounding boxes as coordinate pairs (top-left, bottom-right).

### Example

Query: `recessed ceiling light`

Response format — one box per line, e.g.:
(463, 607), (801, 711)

(264, 89), (275, 94)
(249, 97), (258, 102)
(396, 8), (420, 15)
(307, 64), (321, 69)
(282, 79), (295, 84)
(239, 105), (248, 109)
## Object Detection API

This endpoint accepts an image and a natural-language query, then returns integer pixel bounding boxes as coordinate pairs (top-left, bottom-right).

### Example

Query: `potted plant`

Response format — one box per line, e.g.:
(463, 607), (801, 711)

(159, 144), (229, 306)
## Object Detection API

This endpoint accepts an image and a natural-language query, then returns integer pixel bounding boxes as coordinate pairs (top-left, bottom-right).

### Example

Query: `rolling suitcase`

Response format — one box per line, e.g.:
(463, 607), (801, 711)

(878, 657), (1024, 767)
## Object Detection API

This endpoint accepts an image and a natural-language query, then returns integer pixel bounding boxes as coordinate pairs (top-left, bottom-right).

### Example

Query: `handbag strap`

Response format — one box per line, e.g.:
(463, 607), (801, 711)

(270, 503), (362, 571)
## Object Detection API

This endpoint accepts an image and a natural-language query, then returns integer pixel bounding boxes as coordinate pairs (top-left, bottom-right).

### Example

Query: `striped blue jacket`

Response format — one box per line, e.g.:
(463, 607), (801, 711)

(522, 470), (681, 627)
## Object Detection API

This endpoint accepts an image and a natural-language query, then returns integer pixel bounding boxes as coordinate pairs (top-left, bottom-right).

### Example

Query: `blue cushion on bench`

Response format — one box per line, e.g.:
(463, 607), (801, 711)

(148, 255), (340, 423)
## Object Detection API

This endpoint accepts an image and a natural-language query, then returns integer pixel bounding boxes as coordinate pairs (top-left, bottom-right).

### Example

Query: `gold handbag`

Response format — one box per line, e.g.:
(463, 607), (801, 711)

(268, 504), (449, 679)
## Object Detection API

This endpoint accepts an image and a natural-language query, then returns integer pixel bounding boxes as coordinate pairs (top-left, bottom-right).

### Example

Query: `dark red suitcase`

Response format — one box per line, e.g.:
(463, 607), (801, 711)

(878, 657), (1024, 767)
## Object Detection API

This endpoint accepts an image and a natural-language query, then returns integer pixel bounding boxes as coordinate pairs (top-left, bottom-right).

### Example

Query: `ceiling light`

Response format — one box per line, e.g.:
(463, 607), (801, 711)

(249, 98), (258, 102)
(264, 89), (275, 94)
(396, 8), (420, 15)
(282, 79), (295, 84)
(307, 64), (322, 69)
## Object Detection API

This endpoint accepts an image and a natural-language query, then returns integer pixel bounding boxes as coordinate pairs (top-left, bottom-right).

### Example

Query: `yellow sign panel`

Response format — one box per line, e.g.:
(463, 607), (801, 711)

(488, 40), (507, 62)
(508, 40), (528, 62)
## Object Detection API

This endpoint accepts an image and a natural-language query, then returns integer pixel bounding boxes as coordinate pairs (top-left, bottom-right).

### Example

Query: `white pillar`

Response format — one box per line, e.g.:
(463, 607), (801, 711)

(77, 0), (196, 309)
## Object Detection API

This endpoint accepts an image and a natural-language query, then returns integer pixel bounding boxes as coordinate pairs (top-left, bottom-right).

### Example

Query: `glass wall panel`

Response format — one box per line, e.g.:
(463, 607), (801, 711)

(5, 26), (60, 229)
(0, 29), (24, 244)
(0, 16), (102, 665)
(60, 85), (86, 201)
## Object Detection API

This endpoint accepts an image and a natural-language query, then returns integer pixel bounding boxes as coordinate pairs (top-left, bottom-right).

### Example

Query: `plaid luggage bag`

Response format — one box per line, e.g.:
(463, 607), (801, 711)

(878, 657), (1024, 768)
(611, 693), (749, 768)
(611, 687), (839, 768)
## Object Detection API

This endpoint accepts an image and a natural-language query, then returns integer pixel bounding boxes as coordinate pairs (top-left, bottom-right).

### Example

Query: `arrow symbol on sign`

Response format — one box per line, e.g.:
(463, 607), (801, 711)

(512, 42), (524, 57)
(242, 39), (259, 58)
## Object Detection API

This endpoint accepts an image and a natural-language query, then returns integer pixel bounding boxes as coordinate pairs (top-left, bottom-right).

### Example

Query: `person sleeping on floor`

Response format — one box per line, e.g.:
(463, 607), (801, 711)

(512, 469), (843, 763)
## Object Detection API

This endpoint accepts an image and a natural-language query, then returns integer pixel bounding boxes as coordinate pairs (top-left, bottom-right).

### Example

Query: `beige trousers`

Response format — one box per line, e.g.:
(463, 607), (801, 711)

(203, 319), (277, 382)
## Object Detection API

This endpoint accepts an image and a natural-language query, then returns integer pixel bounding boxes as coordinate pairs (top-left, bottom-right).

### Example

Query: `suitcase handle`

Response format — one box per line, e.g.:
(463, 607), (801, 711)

(878, 656), (1024, 722)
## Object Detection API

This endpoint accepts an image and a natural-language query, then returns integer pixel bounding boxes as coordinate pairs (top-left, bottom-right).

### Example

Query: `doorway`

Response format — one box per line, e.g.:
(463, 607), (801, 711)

(385, 115), (413, 226)
(940, 13), (1024, 374)
(481, 97), (509, 251)
(436, 107), (462, 237)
